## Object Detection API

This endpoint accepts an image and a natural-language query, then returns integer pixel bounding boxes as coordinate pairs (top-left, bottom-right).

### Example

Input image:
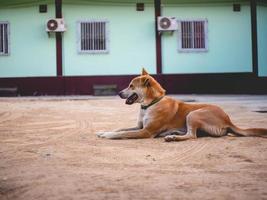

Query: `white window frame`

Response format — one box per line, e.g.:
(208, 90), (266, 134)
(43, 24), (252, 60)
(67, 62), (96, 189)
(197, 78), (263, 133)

(77, 19), (109, 54)
(177, 19), (208, 53)
(0, 21), (10, 56)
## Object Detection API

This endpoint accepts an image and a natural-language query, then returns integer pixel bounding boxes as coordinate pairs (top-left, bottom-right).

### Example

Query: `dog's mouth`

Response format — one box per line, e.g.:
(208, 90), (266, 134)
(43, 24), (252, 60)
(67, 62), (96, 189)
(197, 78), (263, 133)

(126, 93), (138, 105)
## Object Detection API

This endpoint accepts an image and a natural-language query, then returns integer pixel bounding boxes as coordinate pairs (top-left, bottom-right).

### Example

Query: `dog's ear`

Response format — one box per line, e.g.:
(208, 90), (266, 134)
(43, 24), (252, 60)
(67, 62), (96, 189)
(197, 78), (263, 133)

(141, 68), (149, 75)
(143, 78), (150, 87)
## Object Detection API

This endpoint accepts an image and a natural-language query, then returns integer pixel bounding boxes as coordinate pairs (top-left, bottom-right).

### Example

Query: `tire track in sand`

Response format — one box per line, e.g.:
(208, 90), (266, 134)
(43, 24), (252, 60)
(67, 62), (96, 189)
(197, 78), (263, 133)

(160, 139), (213, 164)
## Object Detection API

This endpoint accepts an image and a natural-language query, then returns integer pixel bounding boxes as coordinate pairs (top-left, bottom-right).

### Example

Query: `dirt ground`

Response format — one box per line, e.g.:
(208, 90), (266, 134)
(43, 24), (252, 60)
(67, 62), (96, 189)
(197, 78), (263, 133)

(0, 95), (267, 200)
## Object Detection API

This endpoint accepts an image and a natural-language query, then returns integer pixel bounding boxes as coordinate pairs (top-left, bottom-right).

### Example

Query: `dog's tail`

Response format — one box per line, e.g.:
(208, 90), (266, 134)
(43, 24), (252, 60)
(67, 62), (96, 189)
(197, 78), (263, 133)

(228, 124), (267, 137)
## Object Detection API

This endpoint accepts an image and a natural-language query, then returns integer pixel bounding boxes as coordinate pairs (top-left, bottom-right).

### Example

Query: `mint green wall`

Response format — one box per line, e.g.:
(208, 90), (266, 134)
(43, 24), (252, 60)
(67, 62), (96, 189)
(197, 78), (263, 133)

(257, 5), (267, 77)
(0, 5), (56, 78)
(63, 4), (156, 76)
(0, 2), (259, 77)
(161, 4), (252, 74)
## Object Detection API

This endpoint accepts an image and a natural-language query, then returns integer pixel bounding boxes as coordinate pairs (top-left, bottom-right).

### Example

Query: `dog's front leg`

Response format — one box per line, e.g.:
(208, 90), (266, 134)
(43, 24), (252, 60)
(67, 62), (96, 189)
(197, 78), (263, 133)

(114, 127), (141, 132)
(97, 129), (151, 139)
(114, 117), (143, 132)
(114, 122), (143, 132)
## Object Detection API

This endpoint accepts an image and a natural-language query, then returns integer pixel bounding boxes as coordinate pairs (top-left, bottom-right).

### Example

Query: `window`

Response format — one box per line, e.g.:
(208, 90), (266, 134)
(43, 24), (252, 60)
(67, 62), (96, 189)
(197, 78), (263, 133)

(0, 22), (10, 55)
(178, 19), (208, 52)
(77, 20), (109, 54)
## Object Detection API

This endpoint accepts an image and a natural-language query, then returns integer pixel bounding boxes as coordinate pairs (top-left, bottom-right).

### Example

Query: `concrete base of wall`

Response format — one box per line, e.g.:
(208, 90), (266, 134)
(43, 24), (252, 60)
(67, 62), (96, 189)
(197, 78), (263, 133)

(0, 73), (266, 96)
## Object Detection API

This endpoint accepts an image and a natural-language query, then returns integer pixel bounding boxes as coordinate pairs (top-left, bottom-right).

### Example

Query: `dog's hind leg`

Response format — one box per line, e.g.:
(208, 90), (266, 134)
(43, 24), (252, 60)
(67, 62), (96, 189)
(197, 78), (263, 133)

(164, 108), (230, 142)
(164, 127), (197, 142)
(164, 112), (198, 142)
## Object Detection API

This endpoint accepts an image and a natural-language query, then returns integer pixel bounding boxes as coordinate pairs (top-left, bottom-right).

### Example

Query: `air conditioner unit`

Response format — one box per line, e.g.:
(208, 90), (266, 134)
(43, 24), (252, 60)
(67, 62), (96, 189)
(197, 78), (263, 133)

(157, 16), (177, 31)
(46, 18), (66, 32)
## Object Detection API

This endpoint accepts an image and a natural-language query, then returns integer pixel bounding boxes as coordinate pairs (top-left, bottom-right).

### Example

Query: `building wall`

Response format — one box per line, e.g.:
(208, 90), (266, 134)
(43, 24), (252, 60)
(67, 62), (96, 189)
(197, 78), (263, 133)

(0, 5), (56, 78)
(161, 3), (253, 74)
(0, 2), (263, 78)
(62, 3), (156, 76)
(257, 4), (267, 77)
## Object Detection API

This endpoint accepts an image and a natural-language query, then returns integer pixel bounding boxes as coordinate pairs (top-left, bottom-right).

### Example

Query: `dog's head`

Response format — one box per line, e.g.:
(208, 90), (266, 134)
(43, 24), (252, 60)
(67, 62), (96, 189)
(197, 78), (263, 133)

(118, 68), (165, 105)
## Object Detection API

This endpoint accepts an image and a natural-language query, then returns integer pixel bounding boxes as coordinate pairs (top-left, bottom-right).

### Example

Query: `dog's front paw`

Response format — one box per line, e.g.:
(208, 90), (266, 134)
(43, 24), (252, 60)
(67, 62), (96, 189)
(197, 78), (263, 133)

(96, 131), (105, 138)
(96, 131), (118, 139)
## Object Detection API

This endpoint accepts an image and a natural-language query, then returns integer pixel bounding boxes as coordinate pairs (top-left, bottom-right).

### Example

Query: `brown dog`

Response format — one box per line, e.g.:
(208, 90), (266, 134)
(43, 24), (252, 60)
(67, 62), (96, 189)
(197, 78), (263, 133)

(97, 69), (267, 142)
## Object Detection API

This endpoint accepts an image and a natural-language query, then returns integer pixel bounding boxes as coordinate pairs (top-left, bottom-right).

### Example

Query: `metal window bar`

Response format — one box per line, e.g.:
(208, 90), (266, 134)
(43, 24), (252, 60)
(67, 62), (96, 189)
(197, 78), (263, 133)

(183, 22), (186, 48)
(92, 22), (94, 50)
(80, 23), (83, 50)
(0, 23), (8, 54)
(182, 21), (193, 49)
(85, 23), (87, 50)
(92, 22), (95, 50)
(95, 23), (97, 50)
(88, 22), (91, 50)
(193, 21), (198, 48)
(190, 21), (193, 48)
(193, 21), (205, 49)
(189, 21), (193, 48)
(0, 24), (3, 53)
(96, 22), (98, 50)
(95, 22), (97, 50)
(102, 22), (106, 50)
(5, 24), (8, 54)
(87, 22), (90, 50)
(85, 23), (88, 50)
(84, 23), (87, 50)
(86, 22), (88, 50)
(188, 21), (192, 49)
(194, 22), (198, 48)
(83, 23), (85, 50)
(201, 21), (205, 48)
(100, 22), (102, 50)
(93, 22), (95, 50)
(84, 22), (86, 50)
(83, 23), (86, 50)
(81, 23), (84, 50)
(88, 22), (90, 50)
(98, 22), (100, 50)
(183, 22), (187, 48)
(82, 23), (84, 50)
(198, 22), (201, 48)
(181, 22), (185, 48)
(200, 21), (204, 48)
(186, 22), (189, 48)
(96, 23), (99, 50)
(99, 22), (102, 50)
(103, 22), (106, 50)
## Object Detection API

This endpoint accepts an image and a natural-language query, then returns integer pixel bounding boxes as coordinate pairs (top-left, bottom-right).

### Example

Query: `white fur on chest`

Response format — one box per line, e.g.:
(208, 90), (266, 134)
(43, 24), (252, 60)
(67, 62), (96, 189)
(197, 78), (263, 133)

(139, 108), (153, 127)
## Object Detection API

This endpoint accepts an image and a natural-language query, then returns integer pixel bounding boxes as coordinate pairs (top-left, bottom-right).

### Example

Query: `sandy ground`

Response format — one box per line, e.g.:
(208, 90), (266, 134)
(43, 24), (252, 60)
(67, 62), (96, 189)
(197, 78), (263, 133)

(0, 95), (267, 200)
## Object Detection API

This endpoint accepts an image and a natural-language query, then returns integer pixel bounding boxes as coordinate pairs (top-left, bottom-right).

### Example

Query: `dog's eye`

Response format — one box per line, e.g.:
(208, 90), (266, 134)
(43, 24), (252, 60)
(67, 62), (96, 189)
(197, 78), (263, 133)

(129, 84), (134, 88)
